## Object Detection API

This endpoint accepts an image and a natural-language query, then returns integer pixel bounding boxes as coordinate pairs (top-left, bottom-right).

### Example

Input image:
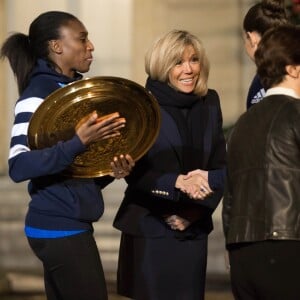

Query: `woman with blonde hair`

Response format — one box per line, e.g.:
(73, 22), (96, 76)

(114, 29), (226, 300)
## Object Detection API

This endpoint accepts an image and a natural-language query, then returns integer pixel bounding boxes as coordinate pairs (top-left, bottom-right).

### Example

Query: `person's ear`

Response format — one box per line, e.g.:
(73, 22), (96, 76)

(286, 65), (300, 78)
(49, 39), (63, 54)
(247, 31), (261, 49)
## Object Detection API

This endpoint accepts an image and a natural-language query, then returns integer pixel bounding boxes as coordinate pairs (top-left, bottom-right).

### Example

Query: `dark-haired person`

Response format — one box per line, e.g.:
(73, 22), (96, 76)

(243, 0), (288, 109)
(1, 11), (134, 300)
(223, 24), (300, 300)
(114, 29), (226, 300)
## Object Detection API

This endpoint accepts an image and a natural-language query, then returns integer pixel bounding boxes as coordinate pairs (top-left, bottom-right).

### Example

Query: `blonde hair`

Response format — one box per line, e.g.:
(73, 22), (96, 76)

(145, 30), (210, 96)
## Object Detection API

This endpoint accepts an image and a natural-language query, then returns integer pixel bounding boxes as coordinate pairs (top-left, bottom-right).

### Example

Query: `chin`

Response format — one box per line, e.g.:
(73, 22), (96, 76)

(178, 87), (195, 94)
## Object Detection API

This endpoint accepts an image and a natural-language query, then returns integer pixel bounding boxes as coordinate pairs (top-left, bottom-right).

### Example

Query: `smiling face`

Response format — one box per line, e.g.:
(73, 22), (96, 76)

(168, 45), (201, 94)
(52, 19), (94, 77)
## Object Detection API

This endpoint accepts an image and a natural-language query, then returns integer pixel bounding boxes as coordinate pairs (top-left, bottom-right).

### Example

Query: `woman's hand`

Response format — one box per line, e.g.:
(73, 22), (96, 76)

(76, 111), (126, 145)
(110, 154), (135, 179)
(165, 215), (191, 231)
(183, 169), (208, 181)
(175, 172), (212, 200)
(184, 173), (213, 199)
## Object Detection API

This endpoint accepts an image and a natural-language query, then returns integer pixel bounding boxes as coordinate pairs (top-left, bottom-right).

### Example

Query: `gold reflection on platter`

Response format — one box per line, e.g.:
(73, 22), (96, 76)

(28, 76), (161, 178)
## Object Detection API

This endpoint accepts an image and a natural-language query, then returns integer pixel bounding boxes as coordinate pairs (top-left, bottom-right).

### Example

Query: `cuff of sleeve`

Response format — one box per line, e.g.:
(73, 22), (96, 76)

(208, 169), (225, 190)
(62, 134), (86, 161)
(153, 173), (180, 201)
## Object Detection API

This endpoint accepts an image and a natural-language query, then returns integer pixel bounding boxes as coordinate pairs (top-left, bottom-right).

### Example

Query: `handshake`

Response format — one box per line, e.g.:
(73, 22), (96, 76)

(175, 169), (212, 201)
(165, 169), (213, 232)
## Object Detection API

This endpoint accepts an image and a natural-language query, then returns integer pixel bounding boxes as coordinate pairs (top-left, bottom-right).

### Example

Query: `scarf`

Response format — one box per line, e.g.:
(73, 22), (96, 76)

(146, 77), (207, 173)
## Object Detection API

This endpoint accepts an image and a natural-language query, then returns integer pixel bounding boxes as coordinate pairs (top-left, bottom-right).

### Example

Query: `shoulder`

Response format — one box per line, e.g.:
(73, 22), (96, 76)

(247, 75), (265, 109)
(250, 74), (263, 87)
(204, 89), (220, 103)
(282, 96), (300, 117)
(21, 76), (61, 100)
(206, 88), (219, 97)
(203, 89), (221, 110)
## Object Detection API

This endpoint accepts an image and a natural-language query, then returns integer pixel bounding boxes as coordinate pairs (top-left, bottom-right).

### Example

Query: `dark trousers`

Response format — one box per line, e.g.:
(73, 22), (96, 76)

(28, 231), (107, 300)
(229, 240), (300, 300)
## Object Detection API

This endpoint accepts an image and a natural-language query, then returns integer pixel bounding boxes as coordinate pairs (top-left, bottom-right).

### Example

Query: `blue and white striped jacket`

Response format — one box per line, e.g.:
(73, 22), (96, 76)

(9, 59), (111, 233)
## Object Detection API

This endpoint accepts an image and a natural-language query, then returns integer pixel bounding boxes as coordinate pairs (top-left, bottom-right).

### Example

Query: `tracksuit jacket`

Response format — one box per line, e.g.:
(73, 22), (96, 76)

(8, 59), (112, 235)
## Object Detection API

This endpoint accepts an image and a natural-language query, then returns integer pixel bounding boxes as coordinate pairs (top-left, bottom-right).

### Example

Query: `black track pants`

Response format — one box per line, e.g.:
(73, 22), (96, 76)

(28, 231), (107, 300)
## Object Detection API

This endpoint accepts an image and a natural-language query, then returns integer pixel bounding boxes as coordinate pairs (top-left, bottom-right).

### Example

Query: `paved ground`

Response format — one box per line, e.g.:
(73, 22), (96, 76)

(0, 271), (234, 299)
(0, 279), (234, 299)
(0, 291), (234, 300)
(0, 275), (234, 300)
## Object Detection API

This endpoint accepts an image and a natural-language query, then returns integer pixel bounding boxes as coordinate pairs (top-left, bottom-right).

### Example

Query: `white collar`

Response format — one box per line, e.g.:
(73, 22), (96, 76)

(265, 87), (300, 99)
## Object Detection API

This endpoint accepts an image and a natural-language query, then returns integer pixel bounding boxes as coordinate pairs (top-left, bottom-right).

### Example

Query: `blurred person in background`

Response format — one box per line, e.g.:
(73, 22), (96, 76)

(243, 0), (287, 110)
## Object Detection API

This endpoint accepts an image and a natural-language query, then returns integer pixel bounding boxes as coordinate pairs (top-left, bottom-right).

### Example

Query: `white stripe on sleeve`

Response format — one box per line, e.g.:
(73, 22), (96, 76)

(15, 97), (43, 115)
(9, 144), (30, 159)
(11, 123), (29, 138)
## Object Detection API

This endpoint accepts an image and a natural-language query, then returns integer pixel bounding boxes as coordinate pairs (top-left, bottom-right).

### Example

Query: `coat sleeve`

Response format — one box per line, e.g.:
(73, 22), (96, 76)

(199, 89), (227, 210)
(125, 153), (181, 202)
(221, 125), (236, 241)
(222, 170), (233, 240)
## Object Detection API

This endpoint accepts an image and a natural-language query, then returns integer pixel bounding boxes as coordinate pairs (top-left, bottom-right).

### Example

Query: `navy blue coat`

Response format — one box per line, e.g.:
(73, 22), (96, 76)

(114, 89), (226, 238)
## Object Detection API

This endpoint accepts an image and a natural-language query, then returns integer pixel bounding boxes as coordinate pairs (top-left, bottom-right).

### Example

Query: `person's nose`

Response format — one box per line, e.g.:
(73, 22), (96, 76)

(183, 62), (192, 73)
(87, 39), (95, 51)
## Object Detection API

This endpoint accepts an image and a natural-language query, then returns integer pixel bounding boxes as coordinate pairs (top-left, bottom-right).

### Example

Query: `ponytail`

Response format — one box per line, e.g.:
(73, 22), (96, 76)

(1, 33), (36, 94)
(1, 11), (79, 95)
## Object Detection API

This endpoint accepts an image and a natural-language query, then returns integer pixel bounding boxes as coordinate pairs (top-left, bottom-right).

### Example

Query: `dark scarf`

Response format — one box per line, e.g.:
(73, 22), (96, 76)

(146, 77), (207, 173)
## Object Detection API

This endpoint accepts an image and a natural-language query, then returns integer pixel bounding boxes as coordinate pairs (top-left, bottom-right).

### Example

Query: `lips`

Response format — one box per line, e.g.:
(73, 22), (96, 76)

(179, 78), (195, 85)
(86, 56), (93, 62)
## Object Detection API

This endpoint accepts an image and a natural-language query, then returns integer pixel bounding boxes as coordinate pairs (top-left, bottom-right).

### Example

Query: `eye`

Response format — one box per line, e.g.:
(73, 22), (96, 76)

(77, 35), (89, 43)
(175, 59), (182, 66)
(80, 37), (88, 43)
(191, 56), (200, 63)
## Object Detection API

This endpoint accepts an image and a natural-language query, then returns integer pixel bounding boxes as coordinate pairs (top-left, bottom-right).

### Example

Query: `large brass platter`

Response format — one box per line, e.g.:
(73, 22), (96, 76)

(28, 76), (161, 178)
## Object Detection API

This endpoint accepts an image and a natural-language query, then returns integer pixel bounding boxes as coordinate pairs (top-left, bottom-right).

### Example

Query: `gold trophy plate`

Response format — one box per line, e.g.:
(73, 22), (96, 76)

(27, 76), (161, 178)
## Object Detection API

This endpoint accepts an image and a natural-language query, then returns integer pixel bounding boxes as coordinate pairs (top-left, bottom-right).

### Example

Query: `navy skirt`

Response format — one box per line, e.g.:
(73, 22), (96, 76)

(117, 233), (208, 300)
